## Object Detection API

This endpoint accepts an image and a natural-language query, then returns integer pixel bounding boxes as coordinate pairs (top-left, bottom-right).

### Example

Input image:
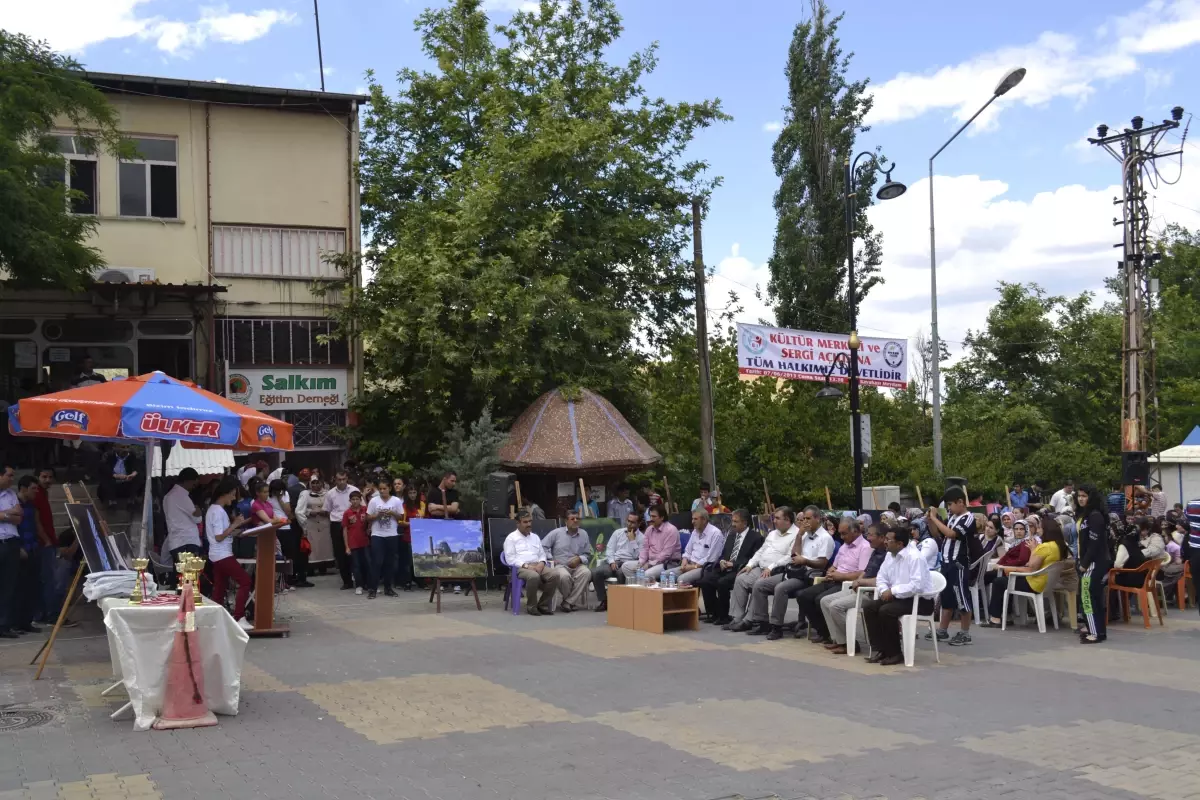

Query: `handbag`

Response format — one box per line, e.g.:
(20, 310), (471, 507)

(299, 536), (312, 555)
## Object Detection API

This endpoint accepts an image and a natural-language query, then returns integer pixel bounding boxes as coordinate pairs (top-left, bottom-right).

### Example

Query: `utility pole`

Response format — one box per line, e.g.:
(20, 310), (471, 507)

(692, 197), (716, 493)
(1088, 107), (1186, 491)
(314, 0), (326, 92)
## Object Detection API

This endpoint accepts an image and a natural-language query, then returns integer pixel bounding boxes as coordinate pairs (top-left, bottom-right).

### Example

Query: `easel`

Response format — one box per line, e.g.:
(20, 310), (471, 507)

(428, 578), (482, 613)
(32, 484), (92, 680)
(248, 526), (289, 637)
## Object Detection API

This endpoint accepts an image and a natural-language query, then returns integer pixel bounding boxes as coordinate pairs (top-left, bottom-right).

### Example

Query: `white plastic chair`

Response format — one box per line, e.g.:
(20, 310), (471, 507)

(1000, 564), (1054, 633)
(901, 570), (946, 667)
(845, 582), (878, 658)
(968, 552), (992, 625)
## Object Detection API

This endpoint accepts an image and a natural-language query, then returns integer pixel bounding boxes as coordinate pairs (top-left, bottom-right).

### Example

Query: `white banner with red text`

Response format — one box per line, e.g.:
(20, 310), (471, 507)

(736, 323), (909, 390)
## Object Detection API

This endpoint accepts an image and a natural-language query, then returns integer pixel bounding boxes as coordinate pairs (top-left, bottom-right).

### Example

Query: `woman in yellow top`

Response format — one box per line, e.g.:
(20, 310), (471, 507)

(985, 518), (1071, 626)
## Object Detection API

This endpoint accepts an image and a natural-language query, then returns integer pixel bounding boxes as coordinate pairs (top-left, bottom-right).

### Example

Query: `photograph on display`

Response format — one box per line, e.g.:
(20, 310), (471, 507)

(109, 532), (135, 570)
(411, 519), (487, 578)
(66, 503), (123, 572)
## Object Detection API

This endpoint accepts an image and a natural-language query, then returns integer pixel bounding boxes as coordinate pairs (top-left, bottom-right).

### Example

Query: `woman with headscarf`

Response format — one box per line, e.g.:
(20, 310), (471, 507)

(999, 511), (1016, 545)
(1026, 514), (1043, 544)
(1057, 514), (1078, 558)
(1075, 484), (1110, 644)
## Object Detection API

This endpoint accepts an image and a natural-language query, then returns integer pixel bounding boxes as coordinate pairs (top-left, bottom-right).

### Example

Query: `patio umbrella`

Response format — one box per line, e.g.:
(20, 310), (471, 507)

(8, 371), (293, 556)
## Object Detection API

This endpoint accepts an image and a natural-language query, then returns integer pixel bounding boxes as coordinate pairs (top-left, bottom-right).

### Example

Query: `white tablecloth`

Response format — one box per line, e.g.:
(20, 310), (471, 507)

(101, 597), (250, 731)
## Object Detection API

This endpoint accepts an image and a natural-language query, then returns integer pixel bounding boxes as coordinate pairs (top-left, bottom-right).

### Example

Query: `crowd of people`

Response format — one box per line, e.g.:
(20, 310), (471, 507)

(499, 479), (1199, 658)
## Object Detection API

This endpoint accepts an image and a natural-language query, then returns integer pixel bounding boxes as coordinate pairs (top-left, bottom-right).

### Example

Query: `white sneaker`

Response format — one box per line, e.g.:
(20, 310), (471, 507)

(454, 585), (462, 594)
(355, 587), (363, 596)
(237, 618), (254, 631)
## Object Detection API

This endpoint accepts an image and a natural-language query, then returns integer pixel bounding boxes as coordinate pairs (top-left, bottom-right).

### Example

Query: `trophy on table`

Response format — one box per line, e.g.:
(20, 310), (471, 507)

(129, 557), (150, 604)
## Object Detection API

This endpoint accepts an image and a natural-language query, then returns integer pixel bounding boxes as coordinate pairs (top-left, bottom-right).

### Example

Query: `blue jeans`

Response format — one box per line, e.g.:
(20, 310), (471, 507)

(370, 536), (398, 592)
(37, 546), (59, 622)
(349, 546), (372, 589)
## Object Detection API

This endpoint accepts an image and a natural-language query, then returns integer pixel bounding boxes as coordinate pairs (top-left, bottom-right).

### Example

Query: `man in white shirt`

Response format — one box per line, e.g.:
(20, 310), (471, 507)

(749, 505), (834, 639)
(861, 526), (934, 665)
(1049, 480), (1073, 514)
(163, 468), (202, 565)
(239, 461), (260, 488)
(503, 510), (560, 616)
(0, 465), (22, 639)
(725, 507), (800, 632)
(677, 509), (725, 586)
(322, 470), (359, 590)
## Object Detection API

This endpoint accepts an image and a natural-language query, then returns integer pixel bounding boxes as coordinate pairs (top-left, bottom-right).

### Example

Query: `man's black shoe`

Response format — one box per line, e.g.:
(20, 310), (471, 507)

(748, 623), (771, 636)
(340, 583), (354, 590)
(18, 624), (41, 634)
(728, 620), (752, 632)
(765, 626), (783, 641)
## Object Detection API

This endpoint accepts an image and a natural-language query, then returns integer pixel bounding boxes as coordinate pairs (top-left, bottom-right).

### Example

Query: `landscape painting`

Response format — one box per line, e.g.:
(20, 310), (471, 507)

(411, 519), (487, 578)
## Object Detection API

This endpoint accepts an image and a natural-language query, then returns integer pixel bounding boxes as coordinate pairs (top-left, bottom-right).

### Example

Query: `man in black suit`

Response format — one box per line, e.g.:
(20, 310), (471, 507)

(697, 509), (763, 624)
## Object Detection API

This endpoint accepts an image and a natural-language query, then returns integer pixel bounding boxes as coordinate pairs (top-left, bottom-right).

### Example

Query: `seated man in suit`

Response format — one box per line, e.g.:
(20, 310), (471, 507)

(591, 512), (643, 612)
(817, 521), (889, 653)
(697, 509), (762, 624)
(725, 507), (800, 632)
(860, 526), (934, 665)
(677, 508), (725, 586)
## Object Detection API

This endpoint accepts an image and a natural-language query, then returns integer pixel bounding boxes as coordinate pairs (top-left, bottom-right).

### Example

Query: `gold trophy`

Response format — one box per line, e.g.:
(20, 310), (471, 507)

(129, 558), (150, 604)
(185, 555), (206, 605)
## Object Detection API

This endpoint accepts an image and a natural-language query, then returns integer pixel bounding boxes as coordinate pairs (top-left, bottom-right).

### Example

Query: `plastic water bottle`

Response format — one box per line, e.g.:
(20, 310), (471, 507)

(669, 570), (677, 588)
(636, 567), (645, 587)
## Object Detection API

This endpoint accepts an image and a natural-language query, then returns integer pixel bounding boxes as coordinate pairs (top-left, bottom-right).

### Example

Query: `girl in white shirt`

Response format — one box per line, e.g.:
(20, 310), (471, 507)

(206, 476), (253, 629)
(366, 479), (405, 598)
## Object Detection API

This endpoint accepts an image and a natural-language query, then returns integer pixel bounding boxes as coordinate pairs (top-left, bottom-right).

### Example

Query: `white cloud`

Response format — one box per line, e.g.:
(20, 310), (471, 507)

(868, 0), (1200, 128)
(483, 0), (541, 12)
(0, 1), (293, 54)
(762, 121), (782, 133)
(213, 77), (229, 83)
(858, 170), (1200, 358)
(710, 243), (775, 326)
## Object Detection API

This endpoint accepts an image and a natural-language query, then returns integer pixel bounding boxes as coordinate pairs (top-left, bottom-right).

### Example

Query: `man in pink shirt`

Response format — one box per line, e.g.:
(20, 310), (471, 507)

(621, 504), (680, 582)
(795, 517), (873, 643)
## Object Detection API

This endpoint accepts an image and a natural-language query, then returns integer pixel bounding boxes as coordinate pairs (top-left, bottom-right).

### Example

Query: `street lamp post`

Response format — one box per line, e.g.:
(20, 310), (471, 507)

(928, 66), (1026, 475)
(830, 153), (906, 512)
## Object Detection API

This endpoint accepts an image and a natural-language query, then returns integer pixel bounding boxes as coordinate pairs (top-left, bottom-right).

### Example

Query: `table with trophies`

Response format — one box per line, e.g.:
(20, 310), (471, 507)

(101, 555), (251, 731)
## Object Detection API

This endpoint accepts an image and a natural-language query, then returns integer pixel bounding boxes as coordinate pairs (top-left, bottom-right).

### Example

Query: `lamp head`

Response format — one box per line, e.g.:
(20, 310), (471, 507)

(994, 67), (1026, 96)
(816, 384), (844, 400)
(875, 166), (907, 201)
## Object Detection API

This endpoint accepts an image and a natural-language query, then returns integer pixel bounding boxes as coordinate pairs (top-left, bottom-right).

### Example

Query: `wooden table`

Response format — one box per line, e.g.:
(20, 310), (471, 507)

(606, 584), (699, 634)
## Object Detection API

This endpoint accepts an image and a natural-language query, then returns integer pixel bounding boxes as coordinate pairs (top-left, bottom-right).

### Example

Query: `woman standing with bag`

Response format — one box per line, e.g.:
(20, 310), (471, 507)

(1076, 484), (1111, 644)
(295, 477), (328, 588)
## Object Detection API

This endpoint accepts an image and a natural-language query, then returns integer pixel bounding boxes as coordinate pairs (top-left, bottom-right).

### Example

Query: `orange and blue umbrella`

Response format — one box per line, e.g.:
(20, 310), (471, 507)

(8, 371), (293, 555)
(8, 371), (292, 451)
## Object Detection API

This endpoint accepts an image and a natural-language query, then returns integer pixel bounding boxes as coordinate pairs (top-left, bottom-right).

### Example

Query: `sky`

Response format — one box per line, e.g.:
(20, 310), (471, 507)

(7, 0), (1200, 360)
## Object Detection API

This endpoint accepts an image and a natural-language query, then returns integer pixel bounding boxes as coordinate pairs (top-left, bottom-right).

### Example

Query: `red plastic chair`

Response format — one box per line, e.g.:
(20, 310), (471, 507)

(1107, 561), (1163, 628)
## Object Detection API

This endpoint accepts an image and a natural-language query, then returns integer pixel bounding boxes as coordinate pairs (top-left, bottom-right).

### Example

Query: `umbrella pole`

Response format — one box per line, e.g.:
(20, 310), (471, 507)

(139, 440), (155, 557)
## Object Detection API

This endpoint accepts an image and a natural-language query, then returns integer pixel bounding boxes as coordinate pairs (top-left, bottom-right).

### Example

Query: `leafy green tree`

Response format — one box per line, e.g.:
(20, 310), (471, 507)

(767, 0), (882, 331)
(0, 31), (125, 288)
(329, 0), (725, 464)
(430, 406), (506, 519)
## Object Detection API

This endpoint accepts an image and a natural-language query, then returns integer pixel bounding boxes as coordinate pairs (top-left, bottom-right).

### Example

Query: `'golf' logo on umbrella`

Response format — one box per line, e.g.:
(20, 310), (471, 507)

(50, 409), (89, 432)
(139, 412), (221, 439)
(257, 424), (277, 443)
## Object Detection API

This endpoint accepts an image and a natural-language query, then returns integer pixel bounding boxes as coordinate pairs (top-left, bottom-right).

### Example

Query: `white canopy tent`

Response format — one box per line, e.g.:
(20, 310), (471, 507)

(149, 445), (236, 477)
(1151, 425), (1200, 508)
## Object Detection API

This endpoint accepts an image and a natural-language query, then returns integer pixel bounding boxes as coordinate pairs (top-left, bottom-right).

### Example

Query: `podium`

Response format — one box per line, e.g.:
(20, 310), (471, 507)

(249, 526), (289, 638)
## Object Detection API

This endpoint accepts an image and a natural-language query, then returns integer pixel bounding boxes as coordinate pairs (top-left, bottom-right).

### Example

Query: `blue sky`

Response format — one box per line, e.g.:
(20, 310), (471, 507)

(8, 0), (1200, 357)
(410, 519), (484, 554)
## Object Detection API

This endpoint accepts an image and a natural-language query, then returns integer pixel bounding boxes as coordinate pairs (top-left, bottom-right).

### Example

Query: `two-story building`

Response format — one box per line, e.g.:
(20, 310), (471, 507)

(0, 73), (365, 475)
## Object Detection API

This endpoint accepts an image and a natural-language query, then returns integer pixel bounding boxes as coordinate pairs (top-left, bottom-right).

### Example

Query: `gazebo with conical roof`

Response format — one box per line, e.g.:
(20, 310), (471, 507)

(499, 387), (660, 517)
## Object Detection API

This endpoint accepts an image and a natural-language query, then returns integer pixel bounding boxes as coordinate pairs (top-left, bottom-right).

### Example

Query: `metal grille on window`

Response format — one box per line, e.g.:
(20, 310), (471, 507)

(285, 411), (344, 448)
(216, 318), (343, 365)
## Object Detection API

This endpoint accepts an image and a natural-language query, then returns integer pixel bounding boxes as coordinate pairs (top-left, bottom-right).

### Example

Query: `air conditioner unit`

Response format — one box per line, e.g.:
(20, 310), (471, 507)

(92, 267), (156, 284)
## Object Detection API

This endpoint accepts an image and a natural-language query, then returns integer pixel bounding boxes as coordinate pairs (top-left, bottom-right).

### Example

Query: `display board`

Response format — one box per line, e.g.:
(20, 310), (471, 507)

(410, 518), (486, 578)
(66, 503), (126, 572)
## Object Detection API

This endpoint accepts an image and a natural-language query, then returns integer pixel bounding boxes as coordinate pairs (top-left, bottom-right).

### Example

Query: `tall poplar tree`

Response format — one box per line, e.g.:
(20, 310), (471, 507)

(767, 1), (882, 332)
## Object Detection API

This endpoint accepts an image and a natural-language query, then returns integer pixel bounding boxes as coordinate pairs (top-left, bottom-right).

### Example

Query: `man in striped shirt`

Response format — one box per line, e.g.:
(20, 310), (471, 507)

(927, 487), (977, 646)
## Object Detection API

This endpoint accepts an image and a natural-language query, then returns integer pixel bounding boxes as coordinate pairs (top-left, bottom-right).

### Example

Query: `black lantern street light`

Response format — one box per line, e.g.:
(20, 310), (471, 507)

(820, 153), (906, 512)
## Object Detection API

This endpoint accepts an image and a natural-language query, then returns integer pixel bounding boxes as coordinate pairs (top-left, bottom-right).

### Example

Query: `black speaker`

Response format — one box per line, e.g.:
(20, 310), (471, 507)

(485, 471), (515, 519)
(1121, 451), (1149, 485)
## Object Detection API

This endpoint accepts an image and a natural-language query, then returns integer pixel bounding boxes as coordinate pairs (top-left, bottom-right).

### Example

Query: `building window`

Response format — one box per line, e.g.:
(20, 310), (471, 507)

(279, 410), (346, 448)
(47, 134), (98, 215)
(215, 318), (348, 366)
(212, 225), (346, 279)
(119, 137), (178, 219)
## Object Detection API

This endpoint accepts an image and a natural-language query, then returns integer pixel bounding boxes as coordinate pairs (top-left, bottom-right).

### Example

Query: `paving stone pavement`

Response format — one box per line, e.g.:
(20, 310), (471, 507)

(2, 578), (1199, 800)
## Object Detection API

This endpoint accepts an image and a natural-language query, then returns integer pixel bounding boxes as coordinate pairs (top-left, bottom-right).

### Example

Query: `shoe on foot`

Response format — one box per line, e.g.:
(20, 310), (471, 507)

(526, 607), (542, 616)
(340, 583), (354, 591)
(558, 604), (574, 613)
(454, 586), (462, 594)
(297, 581), (315, 588)
(237, 618), (254, 631)
(537, 606), (554, 616)
(948, 631), (973, 646)
(594, 602), (607, 612)
(765, 626), (783, 641)
(0, 630), (17, 639)
(17, 624), (41, 634)
(60, 619), (79, 628)
(748, 623), (771, 636)
(865, 652), (884, 664)
(829, 645), (848, 655)
(879, 654), (904, 666)
(367, 591), (377, 599)
(926, 629), (950, 641)
(384, 589), (397, 597)
(727, 620), (751, 632)
(355, 587), (364, 596)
